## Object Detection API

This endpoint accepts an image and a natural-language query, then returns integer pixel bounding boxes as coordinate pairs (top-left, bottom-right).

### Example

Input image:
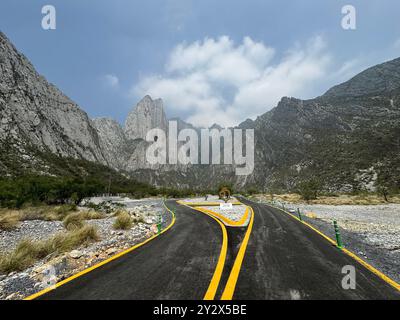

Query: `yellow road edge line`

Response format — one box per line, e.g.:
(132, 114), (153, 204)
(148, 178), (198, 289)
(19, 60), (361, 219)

(196, 207), (249, 227)
(24, 200), (176, 301)
(221, 206), (255, 300)
(178, 202), (228, 300)
(265, 202), (400, 292)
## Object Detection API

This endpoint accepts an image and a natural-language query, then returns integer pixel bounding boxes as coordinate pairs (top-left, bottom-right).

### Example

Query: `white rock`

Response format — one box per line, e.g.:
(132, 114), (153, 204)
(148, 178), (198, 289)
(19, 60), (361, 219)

(105, 248), (117, 256)
(6, 292), (18, 300)
(69, 250), (83, 259)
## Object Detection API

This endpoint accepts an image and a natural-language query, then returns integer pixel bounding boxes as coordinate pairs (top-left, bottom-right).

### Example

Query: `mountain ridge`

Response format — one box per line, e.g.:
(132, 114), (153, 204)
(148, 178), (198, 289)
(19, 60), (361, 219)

(1, 30), (400, 193)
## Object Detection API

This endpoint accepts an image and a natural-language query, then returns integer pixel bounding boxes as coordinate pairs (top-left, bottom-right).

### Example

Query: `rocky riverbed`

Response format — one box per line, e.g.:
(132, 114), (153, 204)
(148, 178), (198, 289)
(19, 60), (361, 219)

(0, 198), (171, 300)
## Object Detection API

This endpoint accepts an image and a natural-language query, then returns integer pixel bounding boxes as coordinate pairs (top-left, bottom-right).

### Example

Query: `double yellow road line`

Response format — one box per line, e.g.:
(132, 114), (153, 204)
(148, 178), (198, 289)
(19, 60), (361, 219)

(221, 206), (254, 300)
(187, 204), (254, 300)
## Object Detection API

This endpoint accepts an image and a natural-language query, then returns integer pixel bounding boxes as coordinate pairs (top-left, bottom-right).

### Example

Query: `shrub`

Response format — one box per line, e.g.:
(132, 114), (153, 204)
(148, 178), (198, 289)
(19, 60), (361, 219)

(113, 211), (133, 230)
(298, 179), (322, 201)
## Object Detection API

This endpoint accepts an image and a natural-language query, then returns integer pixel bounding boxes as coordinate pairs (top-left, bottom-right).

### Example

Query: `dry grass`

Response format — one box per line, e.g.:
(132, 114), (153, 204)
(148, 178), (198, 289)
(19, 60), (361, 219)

(62, 210), (106, 231)
(45, 225), (99, 253)
(80, 210), (105, 220)
(0, 240), (47, 273)
(0, 204), (78, 223)
(63, 213), (85, 231)
(0, 225), (99, 274)
(0, 206), (104, 232)
(0, 211), (21, 231)
(113, 211), (133, 230)
(253, 193), (400, 205)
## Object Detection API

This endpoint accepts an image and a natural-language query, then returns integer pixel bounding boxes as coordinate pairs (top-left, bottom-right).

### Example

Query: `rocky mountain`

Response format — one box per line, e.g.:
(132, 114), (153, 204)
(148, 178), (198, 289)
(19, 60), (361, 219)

(92, 117), (130, 170)
(119, 58), (400, 192)
(124, 95), (167, 141)
(0, 31), (108, 175)
(324, 58), (400, 98)
(240, 58), (400, 192)
(93, 96), (170, 173)
(1, 29), (400, 193)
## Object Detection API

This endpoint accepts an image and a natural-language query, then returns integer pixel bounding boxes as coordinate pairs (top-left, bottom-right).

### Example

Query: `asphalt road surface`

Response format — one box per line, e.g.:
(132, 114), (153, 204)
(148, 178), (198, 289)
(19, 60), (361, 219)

(36, 198), (400, 300)
(38, 200), (223, 300)
(233, 198), (400, 300)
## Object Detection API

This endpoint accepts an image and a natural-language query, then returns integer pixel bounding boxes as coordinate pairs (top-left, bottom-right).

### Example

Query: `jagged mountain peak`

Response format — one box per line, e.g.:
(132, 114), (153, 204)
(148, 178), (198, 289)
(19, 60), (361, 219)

(124, 95), (167, 140)
(137, 95), (164, 109)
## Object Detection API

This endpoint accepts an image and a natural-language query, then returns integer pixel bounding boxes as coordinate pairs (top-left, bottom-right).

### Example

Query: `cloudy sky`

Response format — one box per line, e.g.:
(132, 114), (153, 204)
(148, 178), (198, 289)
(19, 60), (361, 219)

(1, 0), (400, 127)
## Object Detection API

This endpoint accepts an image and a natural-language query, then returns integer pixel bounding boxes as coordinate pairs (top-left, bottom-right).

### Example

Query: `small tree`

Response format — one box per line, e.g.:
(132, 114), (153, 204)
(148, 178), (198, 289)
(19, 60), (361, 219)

(298, 179), (321, 201)
(217, 183), (233, 202)
(377, 185), (389, 202)
(375, 168), (396, 202)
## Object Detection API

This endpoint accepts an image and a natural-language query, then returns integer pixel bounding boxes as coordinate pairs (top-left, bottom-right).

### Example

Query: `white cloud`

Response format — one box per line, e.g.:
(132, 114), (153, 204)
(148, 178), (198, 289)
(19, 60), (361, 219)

(133, 36), (341, 127)
(102, 74), (120, 89)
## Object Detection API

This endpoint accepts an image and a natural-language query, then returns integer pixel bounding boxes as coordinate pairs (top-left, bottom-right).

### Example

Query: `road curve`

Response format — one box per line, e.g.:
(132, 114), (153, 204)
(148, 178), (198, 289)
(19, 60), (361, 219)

(233, 198), (400, 300)
(36, 200), (224, 300)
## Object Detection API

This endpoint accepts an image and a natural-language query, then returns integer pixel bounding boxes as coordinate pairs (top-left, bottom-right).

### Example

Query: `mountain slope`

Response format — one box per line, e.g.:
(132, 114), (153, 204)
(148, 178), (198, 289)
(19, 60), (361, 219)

(324, 57), (400, 98)
(0, 31), (107, 175)
(243, 58), (400, 192)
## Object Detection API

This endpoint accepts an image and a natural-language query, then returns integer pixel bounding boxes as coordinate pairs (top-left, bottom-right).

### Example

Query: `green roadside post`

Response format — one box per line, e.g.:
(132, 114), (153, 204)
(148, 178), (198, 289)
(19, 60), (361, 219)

(333, 220), (343, 249)
(157, 214), (163, 234)
(297, 208), (303, 221)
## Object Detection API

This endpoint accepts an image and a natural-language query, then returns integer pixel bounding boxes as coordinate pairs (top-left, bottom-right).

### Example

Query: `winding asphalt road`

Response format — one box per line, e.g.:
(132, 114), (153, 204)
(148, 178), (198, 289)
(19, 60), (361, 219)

(38, 200), (223, 300)
(35, 198), (400, 300)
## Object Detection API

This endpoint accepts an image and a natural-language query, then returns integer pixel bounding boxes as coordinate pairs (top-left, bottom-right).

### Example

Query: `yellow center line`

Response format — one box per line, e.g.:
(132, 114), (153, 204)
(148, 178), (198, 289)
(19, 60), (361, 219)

(221, 206), (255, 300)
(24, 200), (176, 300)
